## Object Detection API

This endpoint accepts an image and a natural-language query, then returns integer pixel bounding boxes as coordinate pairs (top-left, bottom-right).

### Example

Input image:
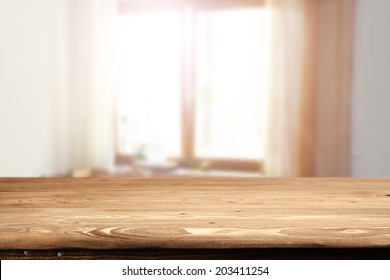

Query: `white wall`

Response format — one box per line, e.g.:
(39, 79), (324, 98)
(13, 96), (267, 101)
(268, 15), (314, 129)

(352, 0), (390, 176)
(0, 0), (69, 176)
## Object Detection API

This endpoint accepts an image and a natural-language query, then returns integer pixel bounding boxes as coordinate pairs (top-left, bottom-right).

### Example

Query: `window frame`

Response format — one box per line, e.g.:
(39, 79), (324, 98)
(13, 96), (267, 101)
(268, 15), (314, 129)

(116, 0), (264, 173)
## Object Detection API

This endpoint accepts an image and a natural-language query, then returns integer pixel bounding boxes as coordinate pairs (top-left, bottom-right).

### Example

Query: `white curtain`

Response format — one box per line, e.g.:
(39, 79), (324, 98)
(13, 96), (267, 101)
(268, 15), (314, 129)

(263, 0), (355, 177)
(68, 0), (117, 172)
(263, 0), (315, 177)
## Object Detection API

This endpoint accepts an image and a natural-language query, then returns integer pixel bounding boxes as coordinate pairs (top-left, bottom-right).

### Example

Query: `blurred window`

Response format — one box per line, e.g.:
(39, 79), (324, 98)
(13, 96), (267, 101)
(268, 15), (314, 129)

(195, 9), (266, 160)
(117, 6), (267, 171)
(117, 12), (182, 163)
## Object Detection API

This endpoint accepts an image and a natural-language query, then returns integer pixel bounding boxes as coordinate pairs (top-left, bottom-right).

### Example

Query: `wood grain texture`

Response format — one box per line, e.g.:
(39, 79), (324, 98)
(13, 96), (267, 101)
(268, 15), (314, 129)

(1, 178), (390, 258)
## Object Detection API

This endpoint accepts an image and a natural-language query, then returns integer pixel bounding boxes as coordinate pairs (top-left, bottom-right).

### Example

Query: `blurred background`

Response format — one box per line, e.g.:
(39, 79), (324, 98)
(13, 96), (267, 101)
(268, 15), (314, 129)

(0, 0), (388, 178)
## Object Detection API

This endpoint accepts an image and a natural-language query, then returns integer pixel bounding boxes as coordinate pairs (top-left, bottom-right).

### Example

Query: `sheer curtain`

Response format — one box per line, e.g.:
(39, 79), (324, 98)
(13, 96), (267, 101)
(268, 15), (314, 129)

(68, 0), (117, 172)
(263, 0), (355, 177)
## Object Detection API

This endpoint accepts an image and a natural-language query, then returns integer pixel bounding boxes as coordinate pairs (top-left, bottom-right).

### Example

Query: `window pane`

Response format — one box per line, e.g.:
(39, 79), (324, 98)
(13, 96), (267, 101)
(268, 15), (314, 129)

(117, 12), (182, 162)
(195, 8), (267, 160)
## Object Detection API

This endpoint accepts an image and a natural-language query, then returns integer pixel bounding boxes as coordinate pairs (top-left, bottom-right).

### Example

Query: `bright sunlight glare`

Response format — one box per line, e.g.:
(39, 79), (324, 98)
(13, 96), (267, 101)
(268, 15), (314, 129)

(117, 8), (270, 162)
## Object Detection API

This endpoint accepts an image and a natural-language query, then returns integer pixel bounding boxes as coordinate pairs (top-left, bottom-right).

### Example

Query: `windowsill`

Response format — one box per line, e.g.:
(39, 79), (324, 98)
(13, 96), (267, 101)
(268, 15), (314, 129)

(69, 165), (262, 178)
(172, 168), (262, 177)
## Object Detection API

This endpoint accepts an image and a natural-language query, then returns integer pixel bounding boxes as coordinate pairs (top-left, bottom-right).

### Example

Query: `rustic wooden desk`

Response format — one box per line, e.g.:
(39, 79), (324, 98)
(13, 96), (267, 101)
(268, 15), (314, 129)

(1, 178), (390, 259)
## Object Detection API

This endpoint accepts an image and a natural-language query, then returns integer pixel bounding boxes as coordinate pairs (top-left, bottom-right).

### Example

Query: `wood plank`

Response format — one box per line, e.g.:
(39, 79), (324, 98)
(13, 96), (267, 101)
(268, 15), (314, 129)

(1, 178), (390, 259)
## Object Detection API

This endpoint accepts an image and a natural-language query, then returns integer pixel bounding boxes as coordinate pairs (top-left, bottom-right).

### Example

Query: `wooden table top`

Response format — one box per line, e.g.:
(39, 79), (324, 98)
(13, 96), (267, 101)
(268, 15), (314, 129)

(1, 177), (390, 257)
